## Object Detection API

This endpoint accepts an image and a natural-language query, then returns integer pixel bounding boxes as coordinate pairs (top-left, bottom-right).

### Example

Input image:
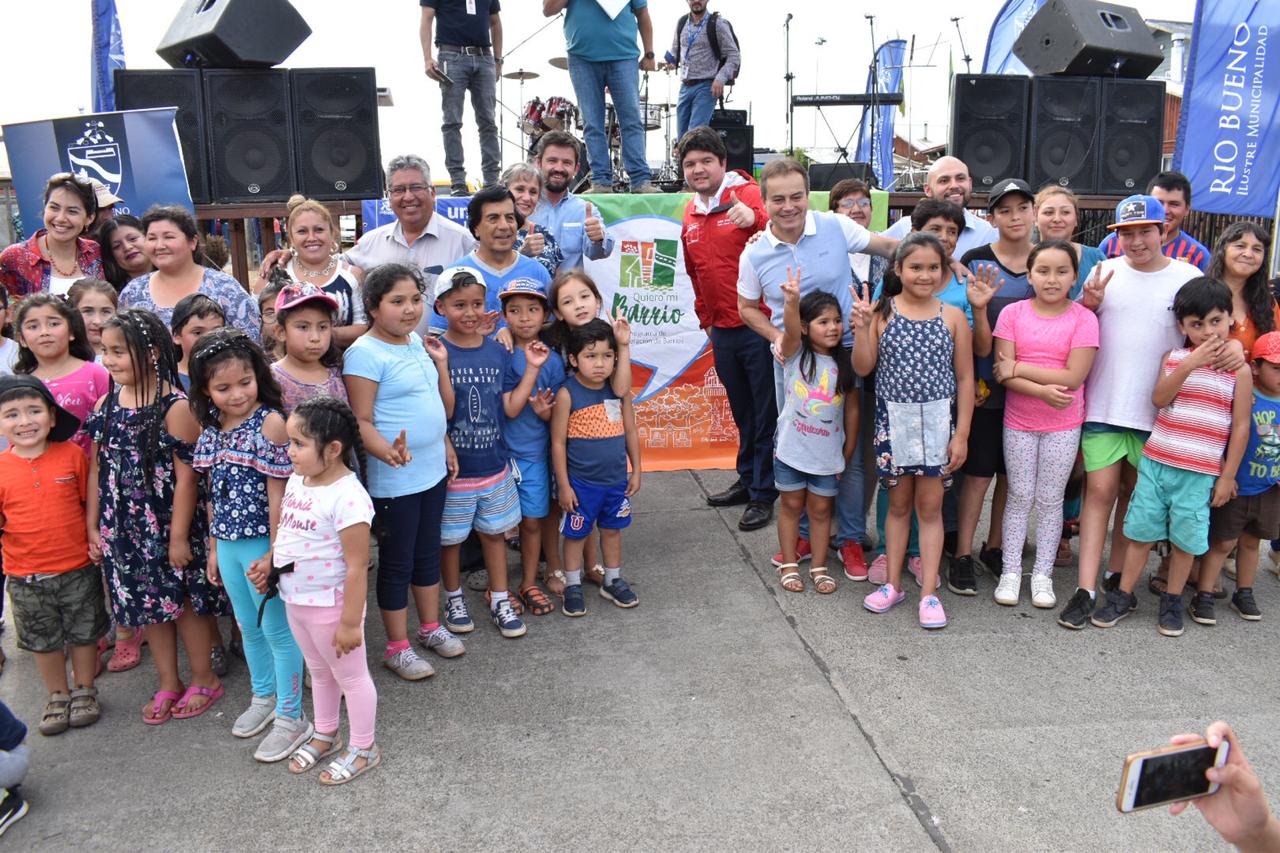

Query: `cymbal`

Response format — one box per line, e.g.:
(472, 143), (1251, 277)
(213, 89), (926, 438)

(504, 69), (540, 80)
(548, 57), (569, 70)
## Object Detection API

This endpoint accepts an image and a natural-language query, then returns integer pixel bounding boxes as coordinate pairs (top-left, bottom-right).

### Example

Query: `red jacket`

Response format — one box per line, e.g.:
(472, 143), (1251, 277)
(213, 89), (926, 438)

(681, 171), (768, 329)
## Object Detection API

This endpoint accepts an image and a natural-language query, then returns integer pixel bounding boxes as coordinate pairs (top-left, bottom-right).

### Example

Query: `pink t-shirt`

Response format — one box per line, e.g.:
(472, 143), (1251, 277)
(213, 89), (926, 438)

(44, 361), (111, 457)
(275, 472), (374, 607)
(993, 300), (1099, 432)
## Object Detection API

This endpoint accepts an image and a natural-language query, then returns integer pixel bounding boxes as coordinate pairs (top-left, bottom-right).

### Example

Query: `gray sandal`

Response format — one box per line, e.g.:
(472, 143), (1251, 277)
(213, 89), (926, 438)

(68, 686), (101, 728)
(40, 692), (71, 736)
(319, 744), (381, 786)
(289, 731), (343, 775)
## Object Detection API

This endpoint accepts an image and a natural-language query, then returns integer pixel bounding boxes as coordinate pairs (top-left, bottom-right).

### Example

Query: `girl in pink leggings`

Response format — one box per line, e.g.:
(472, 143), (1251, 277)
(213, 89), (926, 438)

(264, 396), (380, 785)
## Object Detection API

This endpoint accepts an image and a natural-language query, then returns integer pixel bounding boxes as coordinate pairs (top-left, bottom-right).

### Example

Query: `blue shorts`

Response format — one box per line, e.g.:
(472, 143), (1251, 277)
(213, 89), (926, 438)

(441, 467), (522, 546)
(511, 456), (551, 519)
(1122, 457), (1214, 555)
(774, 458), (839, 497)
(560, 476), (632, 540)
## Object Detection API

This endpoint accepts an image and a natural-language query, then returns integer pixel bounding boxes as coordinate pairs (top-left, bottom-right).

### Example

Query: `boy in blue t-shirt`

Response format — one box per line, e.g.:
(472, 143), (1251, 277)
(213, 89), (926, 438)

(499, 279), (566, 616)
(433, 267), (526, 640)
(1194, 330), (1280, 624)
(551, 319), (642, 617)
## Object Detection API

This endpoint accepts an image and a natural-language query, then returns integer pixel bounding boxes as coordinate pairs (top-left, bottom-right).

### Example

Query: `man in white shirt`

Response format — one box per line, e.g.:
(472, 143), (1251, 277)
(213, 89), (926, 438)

(882, 156), (996, 258)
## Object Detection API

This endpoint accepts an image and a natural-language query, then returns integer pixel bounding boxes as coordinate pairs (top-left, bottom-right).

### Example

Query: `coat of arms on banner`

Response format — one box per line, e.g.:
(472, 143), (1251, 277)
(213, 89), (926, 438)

(66, 120), (123, 195)
(619, 239), (678, 289)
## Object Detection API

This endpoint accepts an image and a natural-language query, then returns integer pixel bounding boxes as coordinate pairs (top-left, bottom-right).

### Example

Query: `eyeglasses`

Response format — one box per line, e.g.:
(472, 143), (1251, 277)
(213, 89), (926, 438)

(388, 184), (431, 198)
(837, 197), (872, 210)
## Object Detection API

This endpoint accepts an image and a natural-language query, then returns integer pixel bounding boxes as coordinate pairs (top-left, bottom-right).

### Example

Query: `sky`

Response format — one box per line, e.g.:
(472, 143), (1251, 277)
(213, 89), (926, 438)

(0, 0), (1196, 185)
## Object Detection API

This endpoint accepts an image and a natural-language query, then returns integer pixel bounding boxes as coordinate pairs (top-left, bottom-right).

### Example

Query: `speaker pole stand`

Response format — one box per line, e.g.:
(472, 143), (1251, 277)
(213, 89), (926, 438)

(784, 13), (794, 155)
(865, 15), (879, 186)
(951, 17), (972, 74)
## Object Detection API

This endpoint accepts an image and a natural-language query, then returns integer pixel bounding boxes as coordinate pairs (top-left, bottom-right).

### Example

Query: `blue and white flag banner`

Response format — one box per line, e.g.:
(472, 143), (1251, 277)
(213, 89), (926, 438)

(855, 39), (907, 190)
(982, 0), (1046, 76)
(91, 0), (126, 113)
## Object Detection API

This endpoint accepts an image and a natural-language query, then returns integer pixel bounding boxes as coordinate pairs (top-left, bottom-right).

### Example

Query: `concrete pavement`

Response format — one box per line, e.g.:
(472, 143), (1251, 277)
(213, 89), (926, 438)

(1, 470), (1275, 850)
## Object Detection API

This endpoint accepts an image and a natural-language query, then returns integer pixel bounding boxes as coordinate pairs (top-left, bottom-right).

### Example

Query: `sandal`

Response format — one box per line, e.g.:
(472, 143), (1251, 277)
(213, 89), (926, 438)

(777, 562), (804, 593)
(319, 744), (381, 786)
(484, 589), (523, 615)
(810, 566), (837, 595)
(144, 688), (184, 726)
(517, 583), (556, 616)
(1148, 575), (1168, 595)
(40, 692), (71, 736)
(171, 683), (225, 720)
(542, 568), (567, 597)
(289, 731), (344, 775)
(69, 686), (102, 729)
(584, 564), (606, 587)
(108, 628), (145, 673)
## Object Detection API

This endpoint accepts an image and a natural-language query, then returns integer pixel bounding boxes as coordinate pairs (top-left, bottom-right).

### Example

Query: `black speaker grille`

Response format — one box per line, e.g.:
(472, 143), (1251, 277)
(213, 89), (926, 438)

(709, 120), (752, 174)
(1029, 77), (1099, 192)
(289, 69), (381, 200)
(950, 74), (1030, 188)
(114, 69), (209, 204)
(1097, 79), (1164, 195)
(203, 69), (296, 203)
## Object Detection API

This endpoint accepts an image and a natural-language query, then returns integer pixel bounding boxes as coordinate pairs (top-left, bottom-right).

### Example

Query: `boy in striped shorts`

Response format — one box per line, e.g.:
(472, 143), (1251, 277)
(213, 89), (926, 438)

(1092, 278), (1253, 636)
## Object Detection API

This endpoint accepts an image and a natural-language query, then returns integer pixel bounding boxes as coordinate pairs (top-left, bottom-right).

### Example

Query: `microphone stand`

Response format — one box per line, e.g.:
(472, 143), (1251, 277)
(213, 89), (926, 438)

(951, 17), (972, 74)
(784, 13), (794, 154)
(866, 15), (879, 186)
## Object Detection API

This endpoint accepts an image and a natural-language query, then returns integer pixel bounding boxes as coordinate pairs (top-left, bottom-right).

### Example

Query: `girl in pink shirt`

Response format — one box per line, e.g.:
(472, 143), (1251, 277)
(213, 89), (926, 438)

(991, 241), (1099, 608)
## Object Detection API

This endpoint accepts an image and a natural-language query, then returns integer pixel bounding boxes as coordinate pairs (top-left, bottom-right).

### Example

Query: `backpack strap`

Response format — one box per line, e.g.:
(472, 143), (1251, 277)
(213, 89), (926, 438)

(673, 13), (689, 66)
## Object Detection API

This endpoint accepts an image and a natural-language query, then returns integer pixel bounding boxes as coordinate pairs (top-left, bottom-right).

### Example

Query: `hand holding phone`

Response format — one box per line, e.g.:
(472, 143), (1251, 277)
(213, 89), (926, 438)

(1117, 737), (1229, 813)
(1166, 722), (1280, 851)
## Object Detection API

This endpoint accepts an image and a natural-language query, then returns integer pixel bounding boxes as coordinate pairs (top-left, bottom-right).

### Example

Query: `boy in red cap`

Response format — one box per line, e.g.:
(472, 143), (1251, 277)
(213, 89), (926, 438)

(1193, 329), (1280, 625)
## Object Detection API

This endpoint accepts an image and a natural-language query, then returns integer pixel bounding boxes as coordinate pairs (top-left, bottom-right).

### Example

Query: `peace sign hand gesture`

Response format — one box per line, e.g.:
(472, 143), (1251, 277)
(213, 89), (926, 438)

(848, 282), (874, 331)
(1081, 265), (1113, 310)
(780, 265), (801, 306)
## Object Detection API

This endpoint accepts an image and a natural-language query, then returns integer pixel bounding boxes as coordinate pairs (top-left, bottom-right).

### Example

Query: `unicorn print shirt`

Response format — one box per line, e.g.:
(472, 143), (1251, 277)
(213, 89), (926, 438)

(776, 350), (846, 476)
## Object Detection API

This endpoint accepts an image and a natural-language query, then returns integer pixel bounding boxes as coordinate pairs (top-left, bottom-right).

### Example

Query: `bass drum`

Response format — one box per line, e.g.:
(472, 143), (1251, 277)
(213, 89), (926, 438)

(544, 96), (579, 131)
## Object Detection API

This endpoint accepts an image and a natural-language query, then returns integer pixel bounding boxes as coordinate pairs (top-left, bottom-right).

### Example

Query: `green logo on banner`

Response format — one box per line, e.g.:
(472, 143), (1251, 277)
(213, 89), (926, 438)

(620, 239), (677, 290)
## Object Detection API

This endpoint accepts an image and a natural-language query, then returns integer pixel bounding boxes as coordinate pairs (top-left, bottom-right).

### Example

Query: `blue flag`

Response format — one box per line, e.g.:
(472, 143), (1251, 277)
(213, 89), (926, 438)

(1174, 0), (1280, 217)
(855, 39), (907, 190)
(91, 0), (126, 112)
(982, 0), (1045, 75)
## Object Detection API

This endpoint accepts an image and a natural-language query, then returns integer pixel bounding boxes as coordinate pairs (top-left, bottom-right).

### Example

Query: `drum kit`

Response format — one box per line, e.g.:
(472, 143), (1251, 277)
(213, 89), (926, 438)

(502, 56), (684, 190)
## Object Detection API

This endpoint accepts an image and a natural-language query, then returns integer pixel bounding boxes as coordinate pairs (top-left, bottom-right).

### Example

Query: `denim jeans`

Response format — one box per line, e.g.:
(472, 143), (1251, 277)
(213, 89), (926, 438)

(773, 359), (866, 545)
(677, 80), (717, 139)
(709, 325), (778, 504)
(567, 55), (651, 186)
(437, 50), (500, 187)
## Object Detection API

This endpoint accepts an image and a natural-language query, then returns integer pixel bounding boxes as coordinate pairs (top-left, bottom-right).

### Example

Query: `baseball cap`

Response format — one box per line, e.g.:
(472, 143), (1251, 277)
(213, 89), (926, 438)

(88, 178), (122, 207)
(0, 375), (80, 443)
(1107, 194), (1166, 231)
(432, 265), (484, 313)
(498, 278), (549, 303)
(274, 281), (339, 314)
(986, 178), (1034, 211)
(1253, 332), (1280, 364)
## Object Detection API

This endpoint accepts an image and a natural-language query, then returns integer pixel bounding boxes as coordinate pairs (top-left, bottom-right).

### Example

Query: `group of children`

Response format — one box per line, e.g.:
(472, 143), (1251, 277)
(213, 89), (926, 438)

(770, 182), (1279, 639)
(0, 195), (645, 803)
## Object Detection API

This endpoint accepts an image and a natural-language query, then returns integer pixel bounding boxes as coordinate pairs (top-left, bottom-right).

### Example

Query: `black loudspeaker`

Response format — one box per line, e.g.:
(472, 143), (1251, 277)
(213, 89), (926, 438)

(289, 68), (382, 200)
(710, 119), (753, 174)
(203, 69), (297, 203)
(158, 0), (311, 69)
(710, 109), (747, 127)
(1013, 0), (1162, 79)
(1096, 78), (1165, 195)
(809, 162), (876, 191)
(114, 69), (210, 204)
(1028, 76), (1101, 193)
(950, 74), (1031, 190)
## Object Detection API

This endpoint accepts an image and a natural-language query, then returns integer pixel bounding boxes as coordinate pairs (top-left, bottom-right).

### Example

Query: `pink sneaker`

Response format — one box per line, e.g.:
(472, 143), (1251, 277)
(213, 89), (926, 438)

(919, 595), (948, 629)
(867, 554), (889, 585)
(840, 542), (869, 581)
(907, 557), (939, 591)
(864, 583), (906, 613)
(771, 539), (812, 567)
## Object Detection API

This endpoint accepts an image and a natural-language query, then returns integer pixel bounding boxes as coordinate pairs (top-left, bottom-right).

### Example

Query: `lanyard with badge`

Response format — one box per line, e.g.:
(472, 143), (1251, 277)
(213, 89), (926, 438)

(682, 16), (707, 80)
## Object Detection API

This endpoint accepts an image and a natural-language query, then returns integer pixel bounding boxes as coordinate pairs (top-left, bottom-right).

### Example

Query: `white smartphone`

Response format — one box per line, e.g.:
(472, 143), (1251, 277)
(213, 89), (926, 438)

(1116, 738), (1231, 813)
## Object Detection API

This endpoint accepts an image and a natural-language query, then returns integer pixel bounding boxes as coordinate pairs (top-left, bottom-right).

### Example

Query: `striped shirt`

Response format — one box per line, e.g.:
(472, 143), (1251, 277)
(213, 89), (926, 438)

(1142, 348), (1236, 476)
(1098, 230), (1210, 272)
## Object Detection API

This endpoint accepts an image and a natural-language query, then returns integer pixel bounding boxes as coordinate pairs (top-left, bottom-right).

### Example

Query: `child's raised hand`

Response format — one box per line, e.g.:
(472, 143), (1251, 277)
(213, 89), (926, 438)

(1039, 383), (1074, 410)
(385, 430), (411, 467)
(558, 482), (578, 514)
(530, 388), (556, 418)
(1081, 265), (1112, 309)
(781, 265), (801, 305)
(847, 282), (874, 330)
(526, 340), (550, 369)
(333, 621), (364, 657)
(1211, 475), (1237, 508)
(966, 263), (1003, 310)
(611, 312), (632, 347)
(423, 335), (449, 365)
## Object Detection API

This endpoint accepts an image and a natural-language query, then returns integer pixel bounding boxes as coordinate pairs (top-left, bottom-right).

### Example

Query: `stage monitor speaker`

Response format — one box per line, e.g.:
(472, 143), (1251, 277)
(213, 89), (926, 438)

(1028, 76), (1101, 193)
(710, 109), (747, 127)
(809, 162), (876, 192)
(709, 118), (753, 174)
(158, 0), (311, 69)
(203, 69), (297, 203)
(289, 68), (382, 200)
(1013, 0), (1162, 79)
(1095, 78), (1165, 195)
(114, 69), (210, 204)
(949, 74), (1031, 190)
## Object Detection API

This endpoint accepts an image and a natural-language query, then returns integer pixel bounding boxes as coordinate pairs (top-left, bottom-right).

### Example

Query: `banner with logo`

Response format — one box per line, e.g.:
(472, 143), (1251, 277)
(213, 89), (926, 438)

(981, 0), (1045, 76)
(361, 196), (470, 231)
(855, 39), (907, 190)
(1174, 0), (1280, 217)
(4, 109), (192, 227)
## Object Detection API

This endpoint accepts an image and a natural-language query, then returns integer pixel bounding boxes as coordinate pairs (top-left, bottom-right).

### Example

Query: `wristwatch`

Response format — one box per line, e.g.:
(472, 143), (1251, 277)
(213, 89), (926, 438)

(644, 51), (655, 59)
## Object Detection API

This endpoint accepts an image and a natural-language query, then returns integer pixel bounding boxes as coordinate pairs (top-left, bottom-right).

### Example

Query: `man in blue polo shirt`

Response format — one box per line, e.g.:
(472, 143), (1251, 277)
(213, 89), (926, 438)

(531, 131), (615, 272)
(738, 157), (898, 579)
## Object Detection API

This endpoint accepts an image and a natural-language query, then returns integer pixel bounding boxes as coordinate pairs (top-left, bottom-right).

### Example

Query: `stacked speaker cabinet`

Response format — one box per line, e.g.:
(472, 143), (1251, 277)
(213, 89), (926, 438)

(709, 113), (753, 175)
(1096, 78), (1165, 194)
(1028, 76), (1101, 192)
(289, 68), (382, 199)
(808, 162), (877, 191)
(114, 69), (211, 204)
(203, 69), (297, 203)
(950, 74), (1031, 190)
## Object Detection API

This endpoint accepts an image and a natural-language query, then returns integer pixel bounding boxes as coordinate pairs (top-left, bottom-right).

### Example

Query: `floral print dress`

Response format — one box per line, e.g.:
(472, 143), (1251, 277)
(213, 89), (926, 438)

(85, 389), (227, 627)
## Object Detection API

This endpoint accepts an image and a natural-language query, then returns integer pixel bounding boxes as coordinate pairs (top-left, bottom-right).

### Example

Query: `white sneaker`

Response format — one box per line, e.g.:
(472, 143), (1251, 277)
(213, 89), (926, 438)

(994, 572), (1021, 606)
(254, 714), (313, 763)
(232, 694), (276, 738)
(383, 647), (435, 681)
(417, 624), (465, 658)
(1030, 574), (1056, 608)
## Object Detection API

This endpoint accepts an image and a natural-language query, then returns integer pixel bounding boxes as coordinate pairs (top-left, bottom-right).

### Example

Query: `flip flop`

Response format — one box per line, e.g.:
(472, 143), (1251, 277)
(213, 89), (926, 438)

(143, 688), (184, 726)
(171, 683), (225, 720)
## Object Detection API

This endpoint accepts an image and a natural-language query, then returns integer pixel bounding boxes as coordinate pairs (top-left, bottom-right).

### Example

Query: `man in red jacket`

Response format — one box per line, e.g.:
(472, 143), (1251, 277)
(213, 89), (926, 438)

(678, 126), (776, 530)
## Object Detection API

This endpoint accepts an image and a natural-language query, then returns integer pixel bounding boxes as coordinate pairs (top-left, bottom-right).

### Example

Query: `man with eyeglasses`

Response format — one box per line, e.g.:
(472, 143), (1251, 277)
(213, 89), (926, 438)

(881, 156), (996, 258)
